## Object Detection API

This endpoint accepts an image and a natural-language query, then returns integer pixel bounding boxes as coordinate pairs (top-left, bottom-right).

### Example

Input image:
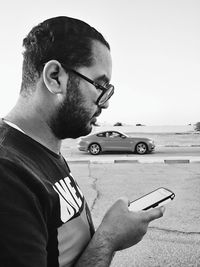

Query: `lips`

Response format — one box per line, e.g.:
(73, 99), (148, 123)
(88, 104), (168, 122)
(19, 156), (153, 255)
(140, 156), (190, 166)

(90, 109), (101, 125)
(91, 117), (97, 124)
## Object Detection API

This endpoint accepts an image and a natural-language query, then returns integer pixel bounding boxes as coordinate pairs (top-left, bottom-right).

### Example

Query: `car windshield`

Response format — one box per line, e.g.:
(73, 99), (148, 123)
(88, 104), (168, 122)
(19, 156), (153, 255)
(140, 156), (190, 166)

(119, 132), (129, 137)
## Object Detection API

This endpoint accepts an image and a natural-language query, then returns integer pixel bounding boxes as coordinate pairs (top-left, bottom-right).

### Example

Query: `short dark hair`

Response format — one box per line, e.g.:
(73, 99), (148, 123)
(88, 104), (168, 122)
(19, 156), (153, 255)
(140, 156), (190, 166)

(21, 16), (110, 93)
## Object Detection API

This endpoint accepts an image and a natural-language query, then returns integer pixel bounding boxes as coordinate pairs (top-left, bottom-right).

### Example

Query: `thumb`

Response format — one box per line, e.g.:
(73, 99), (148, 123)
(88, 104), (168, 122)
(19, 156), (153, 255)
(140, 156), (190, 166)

(146, 206), (165, 222)
(117, 197), (129, 207)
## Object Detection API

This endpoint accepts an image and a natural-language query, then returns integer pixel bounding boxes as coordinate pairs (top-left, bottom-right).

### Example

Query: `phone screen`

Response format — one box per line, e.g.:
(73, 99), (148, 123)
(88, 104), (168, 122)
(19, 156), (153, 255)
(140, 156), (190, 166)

(129, 187), (175, 212)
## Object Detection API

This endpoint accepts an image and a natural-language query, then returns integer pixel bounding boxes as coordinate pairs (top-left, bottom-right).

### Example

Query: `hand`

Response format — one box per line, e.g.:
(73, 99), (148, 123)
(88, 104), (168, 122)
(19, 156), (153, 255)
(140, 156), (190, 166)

(96, 197), (165, 251)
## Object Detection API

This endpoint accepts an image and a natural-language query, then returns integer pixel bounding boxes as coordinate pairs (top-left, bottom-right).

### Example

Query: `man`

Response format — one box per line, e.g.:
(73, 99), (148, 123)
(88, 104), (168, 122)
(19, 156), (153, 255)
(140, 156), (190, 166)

(0, 16), (164, 266)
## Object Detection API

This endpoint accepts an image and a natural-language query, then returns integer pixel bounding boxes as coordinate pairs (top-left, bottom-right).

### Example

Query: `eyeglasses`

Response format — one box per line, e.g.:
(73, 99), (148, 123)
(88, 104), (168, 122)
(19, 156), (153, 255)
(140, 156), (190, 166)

(61, 64), (114, 107)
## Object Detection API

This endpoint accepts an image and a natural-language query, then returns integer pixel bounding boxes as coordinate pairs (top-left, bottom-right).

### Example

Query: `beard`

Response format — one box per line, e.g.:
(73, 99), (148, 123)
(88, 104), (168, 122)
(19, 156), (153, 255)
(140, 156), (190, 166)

(49, 73), (99, 139)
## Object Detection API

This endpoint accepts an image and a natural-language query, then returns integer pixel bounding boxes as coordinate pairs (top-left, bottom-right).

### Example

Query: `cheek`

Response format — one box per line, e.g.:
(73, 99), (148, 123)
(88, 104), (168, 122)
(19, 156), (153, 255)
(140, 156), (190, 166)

(81, 87), (98, 112)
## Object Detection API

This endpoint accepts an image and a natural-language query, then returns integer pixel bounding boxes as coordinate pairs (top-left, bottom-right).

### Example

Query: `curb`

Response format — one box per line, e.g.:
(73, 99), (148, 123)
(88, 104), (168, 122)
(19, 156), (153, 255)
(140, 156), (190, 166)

(164, 159), (190, 164)
(68, 158), (200, 164)
(114, 160), (139, 164)
(159, 145), (200, 147)
(67, 160), (90, 164)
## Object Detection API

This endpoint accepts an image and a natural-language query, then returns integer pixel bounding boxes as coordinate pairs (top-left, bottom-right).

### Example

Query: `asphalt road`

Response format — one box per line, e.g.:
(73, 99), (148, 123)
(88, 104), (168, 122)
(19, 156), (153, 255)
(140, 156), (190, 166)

(68, 162), (200, 267)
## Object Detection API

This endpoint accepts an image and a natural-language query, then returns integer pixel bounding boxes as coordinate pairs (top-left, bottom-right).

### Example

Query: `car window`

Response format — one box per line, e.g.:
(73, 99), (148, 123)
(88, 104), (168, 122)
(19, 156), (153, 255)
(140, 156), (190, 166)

(109, 132), (120, 138)
(97, 133), (104, 137)
(97, 132), (108, 137)
(105, 132), (110, 137)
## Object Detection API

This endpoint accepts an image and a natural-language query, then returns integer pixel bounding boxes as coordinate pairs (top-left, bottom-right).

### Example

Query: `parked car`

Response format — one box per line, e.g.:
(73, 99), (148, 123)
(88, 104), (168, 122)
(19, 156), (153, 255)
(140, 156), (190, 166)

(78, 130), (155, 155)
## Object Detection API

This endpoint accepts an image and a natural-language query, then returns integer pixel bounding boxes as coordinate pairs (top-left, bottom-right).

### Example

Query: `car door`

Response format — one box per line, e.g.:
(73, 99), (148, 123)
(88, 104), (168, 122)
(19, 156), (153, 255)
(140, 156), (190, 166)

(105, 131), (131, 151)
(95, 132), (108, 149)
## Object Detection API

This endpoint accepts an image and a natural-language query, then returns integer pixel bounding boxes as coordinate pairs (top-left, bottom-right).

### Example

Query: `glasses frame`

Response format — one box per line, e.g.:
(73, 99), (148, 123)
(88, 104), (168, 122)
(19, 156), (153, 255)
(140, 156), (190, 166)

(61, 64), (114, 106)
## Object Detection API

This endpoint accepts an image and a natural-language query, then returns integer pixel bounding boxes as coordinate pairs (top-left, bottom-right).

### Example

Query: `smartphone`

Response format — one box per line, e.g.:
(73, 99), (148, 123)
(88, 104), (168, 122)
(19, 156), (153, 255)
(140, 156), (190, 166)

(129, 187), (175, 212)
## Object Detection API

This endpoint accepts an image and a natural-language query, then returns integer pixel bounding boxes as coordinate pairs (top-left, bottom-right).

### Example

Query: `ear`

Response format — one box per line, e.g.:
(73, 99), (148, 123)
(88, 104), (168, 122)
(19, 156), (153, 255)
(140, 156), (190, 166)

(43, 60), (68, 94)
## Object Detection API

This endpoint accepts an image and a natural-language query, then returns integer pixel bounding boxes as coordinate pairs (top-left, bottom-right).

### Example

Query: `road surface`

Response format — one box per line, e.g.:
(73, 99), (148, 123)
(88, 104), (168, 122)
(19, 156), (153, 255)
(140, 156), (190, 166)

(68, 162), (200, 267)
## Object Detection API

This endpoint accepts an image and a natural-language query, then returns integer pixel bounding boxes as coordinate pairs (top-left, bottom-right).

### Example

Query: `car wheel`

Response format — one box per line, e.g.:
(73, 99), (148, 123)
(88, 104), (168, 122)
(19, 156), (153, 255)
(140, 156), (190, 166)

(135, 142), (148, 154)
(88, 143), (101, 155)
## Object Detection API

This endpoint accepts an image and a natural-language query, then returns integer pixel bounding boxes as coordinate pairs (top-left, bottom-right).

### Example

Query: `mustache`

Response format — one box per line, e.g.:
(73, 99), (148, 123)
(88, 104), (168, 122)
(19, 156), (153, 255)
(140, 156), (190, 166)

(93, 109), (102, 118)
(90, 109), (102, 122)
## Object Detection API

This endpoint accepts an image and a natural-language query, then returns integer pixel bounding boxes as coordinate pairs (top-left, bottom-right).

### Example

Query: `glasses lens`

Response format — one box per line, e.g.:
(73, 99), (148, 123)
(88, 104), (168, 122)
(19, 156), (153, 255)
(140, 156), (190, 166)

(98, 84), (114, 105)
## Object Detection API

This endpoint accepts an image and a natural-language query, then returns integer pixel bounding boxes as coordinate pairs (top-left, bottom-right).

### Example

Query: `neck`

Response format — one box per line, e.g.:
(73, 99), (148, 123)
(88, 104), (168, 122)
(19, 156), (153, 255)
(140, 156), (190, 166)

(5, 102), (62, 154)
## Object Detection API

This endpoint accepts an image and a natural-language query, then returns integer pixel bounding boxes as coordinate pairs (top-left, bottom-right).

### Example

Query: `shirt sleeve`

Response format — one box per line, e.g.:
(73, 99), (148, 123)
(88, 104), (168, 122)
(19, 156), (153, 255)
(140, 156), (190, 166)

(0, 159), (48, 267)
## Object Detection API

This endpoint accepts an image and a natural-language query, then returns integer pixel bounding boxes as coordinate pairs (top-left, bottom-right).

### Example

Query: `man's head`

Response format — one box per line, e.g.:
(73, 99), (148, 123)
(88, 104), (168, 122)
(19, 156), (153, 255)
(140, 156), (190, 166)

(21, 16), (110, 92)
(20, 16), (113, 139)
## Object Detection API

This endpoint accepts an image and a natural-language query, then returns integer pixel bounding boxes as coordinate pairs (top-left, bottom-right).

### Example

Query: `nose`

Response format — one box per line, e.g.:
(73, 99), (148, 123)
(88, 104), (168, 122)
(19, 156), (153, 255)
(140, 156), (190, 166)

(100, 99), (109, 109)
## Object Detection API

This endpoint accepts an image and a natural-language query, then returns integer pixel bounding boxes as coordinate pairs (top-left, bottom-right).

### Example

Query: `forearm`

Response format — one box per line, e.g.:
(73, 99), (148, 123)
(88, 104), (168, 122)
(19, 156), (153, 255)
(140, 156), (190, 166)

(74, 229), (115, 267)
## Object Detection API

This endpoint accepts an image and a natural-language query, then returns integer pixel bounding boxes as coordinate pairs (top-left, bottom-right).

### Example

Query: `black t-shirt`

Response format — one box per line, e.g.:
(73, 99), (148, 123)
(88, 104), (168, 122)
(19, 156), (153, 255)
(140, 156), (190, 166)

(0, 121), (94, 267)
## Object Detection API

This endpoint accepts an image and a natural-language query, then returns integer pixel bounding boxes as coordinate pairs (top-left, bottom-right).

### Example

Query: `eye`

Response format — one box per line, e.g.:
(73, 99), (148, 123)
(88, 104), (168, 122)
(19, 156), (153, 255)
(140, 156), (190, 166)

(101, 81), (109, 87)
(95, 84), (104, 93)
(94, 78), (109, 91)
(97, 81), (109, 91)
(93, 81), (103, 90)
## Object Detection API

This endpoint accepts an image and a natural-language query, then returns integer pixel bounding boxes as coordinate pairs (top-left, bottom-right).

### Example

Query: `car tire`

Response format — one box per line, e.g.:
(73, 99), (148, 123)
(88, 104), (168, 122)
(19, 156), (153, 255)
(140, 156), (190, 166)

(135, 142), (148, 154)
(88, 143), (101, 155)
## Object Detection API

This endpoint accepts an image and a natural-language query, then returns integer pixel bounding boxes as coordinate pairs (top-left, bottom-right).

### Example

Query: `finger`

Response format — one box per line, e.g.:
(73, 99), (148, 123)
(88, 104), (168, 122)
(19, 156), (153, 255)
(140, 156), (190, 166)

(145, 206), (165, 222)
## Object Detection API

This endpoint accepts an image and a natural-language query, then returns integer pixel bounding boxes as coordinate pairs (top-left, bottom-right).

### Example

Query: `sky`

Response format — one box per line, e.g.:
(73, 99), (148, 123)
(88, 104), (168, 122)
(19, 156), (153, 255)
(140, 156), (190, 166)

(0, 0), (199, 126)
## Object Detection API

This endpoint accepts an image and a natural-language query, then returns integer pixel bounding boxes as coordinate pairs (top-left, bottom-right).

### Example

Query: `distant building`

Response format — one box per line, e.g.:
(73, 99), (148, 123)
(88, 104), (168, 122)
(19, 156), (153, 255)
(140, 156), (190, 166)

(136, 123), (145, 126)
(114, 122), (123, 126)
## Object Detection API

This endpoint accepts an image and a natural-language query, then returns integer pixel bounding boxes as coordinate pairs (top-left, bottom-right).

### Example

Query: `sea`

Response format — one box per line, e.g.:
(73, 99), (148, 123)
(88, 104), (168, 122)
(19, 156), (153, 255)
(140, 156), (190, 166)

(92, 125), (195, 134)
